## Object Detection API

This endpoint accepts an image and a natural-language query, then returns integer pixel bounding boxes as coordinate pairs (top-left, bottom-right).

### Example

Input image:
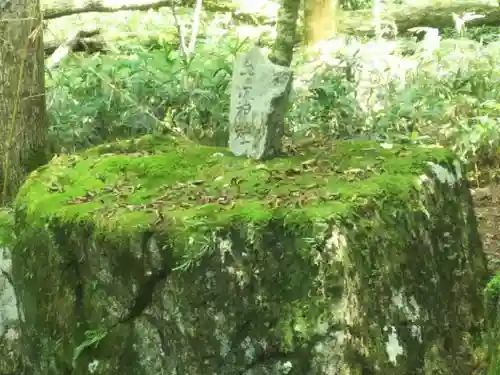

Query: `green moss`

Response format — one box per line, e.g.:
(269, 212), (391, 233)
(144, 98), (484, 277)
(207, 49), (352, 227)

(0, 207), (14, 246)
(14, 134), (453, 255)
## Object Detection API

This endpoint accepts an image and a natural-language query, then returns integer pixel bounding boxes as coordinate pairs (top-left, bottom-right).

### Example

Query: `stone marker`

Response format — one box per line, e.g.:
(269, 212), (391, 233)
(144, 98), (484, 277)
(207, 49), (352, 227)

(228, 46), (293, 160)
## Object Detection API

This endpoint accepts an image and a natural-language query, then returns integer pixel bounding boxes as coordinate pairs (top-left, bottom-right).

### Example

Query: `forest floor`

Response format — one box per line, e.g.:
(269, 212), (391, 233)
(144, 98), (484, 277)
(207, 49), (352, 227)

(473, 183), (500, 273)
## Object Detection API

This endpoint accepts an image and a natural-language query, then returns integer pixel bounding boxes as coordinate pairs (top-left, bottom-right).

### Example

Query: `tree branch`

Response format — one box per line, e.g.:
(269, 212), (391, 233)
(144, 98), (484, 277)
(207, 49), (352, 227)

(42, 0), (273, 25)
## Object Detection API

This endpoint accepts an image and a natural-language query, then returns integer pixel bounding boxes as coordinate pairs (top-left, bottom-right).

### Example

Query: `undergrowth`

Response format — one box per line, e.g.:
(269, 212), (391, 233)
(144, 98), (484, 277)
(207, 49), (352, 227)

(47, 25), (500, 187)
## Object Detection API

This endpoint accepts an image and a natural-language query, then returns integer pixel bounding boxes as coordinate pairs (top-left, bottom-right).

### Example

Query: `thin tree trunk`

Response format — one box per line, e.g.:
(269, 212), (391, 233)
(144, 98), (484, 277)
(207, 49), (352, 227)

(267, 0), (300, 155)
(0, 0), (49, 203)
(270, 0), (301, 67)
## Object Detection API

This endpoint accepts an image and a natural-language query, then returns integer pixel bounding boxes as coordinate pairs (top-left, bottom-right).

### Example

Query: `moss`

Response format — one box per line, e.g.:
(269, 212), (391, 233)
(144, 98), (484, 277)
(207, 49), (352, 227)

(0, 207), (14, 246)
(14, 134), (453, 257)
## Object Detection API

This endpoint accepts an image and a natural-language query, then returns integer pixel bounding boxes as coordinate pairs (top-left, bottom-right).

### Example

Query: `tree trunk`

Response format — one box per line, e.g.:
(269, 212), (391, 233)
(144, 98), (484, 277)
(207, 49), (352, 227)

(264, 0), (299, 157)
(303, 0), (338, 44)
(270, 0), (301, 67)
(0, 0), (49, 203)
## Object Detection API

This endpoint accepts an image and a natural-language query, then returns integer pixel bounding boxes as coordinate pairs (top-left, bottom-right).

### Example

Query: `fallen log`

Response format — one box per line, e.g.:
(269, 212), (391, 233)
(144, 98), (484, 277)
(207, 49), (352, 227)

(44, 28), (103, 55)
(43, 30), (195, 60)
(42, 0), (274, 25)
(45, 29), (104, 68)
(44, 36), (105, 56)
(337, 0), (500, 36)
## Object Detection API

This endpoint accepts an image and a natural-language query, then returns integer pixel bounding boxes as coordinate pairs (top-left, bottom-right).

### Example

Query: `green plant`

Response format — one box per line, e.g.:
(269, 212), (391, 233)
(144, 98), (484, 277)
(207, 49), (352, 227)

(289, 31), (500, 171)
(47, 21), (500, 179)
(484, 274), (500, 374)
(46, 36), (250, 152)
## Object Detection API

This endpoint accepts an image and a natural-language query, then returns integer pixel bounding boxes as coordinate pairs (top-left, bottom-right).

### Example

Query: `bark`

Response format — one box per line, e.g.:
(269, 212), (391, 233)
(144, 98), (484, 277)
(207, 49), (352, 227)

(270, 0), (301, 67)
(267, 0), (300, 157)
(0, 0), (49, 203)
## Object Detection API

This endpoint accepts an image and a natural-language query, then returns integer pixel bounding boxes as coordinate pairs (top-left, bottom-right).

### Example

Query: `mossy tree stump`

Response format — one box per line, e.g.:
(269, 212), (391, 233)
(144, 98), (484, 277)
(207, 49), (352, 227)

(11, 135), (488, 374)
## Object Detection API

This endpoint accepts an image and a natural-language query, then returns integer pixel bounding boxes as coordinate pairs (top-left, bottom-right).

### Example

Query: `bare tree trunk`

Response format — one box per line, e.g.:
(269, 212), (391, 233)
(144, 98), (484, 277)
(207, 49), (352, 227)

(303, 0), (338, 44)
(0, 0), (48, 203)
(265, 0), (300, 155)
(270, 0), (301, 67)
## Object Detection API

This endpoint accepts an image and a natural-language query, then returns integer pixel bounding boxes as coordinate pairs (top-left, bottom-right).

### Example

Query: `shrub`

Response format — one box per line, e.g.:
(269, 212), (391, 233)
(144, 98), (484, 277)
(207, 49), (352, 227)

(47, 27), (500, 175)
(46, 36), (247, 151)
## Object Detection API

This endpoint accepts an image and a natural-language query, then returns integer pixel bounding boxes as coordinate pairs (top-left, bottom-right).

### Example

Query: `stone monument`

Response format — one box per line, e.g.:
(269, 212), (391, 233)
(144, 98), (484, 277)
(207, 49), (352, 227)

(228, 47), (293, 160)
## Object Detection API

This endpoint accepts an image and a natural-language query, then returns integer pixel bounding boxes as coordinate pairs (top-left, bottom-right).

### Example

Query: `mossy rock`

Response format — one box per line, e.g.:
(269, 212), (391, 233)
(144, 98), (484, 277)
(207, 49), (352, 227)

(11, 134), (489, 375)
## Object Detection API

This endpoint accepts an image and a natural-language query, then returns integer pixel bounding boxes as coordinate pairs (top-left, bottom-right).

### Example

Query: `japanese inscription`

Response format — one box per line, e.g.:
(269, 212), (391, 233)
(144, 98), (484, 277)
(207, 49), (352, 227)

(228, 47), (292, 160)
